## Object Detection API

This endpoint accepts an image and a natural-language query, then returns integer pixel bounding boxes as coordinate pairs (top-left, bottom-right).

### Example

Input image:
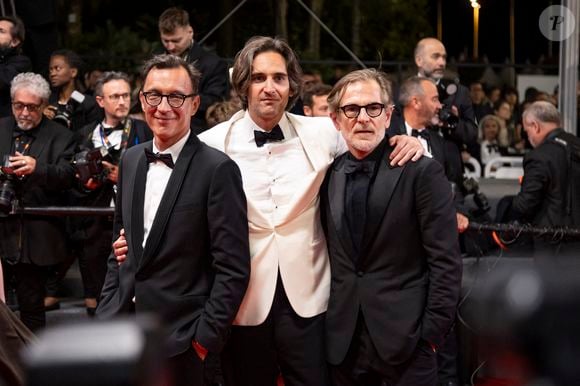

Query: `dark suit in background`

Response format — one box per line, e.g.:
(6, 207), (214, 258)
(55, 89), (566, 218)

(321, 139), (462, 386)
(0, 116), (76, 330)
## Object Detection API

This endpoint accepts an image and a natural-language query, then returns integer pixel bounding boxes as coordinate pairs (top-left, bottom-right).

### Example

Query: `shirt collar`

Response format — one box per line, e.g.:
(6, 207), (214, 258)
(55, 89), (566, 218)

(152, 130), (191, 164)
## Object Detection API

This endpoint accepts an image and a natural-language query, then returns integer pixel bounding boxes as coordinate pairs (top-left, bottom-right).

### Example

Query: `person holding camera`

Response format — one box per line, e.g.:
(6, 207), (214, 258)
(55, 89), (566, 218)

(414, 38), (478, 149)
(68, 71), (152, 315)
(0, 72), (76, 331)
(43, 49), (102, 132)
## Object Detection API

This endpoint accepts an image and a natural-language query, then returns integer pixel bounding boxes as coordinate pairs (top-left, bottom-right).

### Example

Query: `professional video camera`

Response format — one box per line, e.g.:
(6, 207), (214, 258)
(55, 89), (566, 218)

(437, 79), (459, 130)
(463, 176), (491, 218)
(0, 158), (20, 216)
(73, 148), (105, 186)
(52, 90), (85, 129)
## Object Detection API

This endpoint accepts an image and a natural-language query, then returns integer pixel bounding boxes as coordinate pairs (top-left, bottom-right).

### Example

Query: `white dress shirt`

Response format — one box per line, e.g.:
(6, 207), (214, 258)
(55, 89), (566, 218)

(143, 131), (190, 247)
(91, 122), (123, 150)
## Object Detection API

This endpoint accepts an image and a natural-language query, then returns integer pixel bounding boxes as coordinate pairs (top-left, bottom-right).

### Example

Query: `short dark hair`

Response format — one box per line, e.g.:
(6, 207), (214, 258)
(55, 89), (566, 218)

(231, 36), (303, 110)
(50, 49), (84, 72)
(142, 54), (200, 94)
(94, 71), (131, 97)
(0, 15), (25, 48)
(158, 7), (190, 34)
(302, 83), (332, 108)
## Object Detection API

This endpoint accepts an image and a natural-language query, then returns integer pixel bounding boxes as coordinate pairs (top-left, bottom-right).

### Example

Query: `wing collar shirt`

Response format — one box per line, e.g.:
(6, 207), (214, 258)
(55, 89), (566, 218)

(143, 130), (191, 247)
(226, 113), (315, 226)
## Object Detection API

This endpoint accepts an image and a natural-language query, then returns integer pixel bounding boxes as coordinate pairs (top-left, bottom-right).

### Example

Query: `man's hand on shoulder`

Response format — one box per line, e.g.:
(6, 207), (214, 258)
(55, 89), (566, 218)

(389, 135), (424, 166)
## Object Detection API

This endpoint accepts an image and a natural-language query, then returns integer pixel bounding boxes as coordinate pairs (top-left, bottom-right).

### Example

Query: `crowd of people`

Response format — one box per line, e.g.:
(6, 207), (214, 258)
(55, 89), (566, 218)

(0, 6), (579, 386)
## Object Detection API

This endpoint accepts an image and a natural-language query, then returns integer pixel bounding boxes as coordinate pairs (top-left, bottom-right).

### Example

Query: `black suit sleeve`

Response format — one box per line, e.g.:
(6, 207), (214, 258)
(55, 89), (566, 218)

(30, 131), (76, 191)
(446, 85), (478, 147)
(195, 157), (250, 352)
(414, 160), (462, 348)
(197, 57), (228, 115)
(511, 152), (546, 219)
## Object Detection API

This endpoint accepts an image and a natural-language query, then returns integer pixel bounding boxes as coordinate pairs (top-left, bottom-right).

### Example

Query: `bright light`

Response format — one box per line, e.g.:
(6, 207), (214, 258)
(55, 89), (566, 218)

(470, 0), (481, 8)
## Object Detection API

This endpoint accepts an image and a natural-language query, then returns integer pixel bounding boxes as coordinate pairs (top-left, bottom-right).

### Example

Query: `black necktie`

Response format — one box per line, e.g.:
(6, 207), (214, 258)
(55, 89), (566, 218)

(254, 125), (284, 147)
(144, 148), (174, 169)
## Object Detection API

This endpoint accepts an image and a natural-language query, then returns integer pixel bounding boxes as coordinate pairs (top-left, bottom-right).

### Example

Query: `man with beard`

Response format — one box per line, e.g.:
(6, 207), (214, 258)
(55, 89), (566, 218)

(0, 16), (31, 118)
(0, 72), (75, 331)
(69, 71), (152, 315)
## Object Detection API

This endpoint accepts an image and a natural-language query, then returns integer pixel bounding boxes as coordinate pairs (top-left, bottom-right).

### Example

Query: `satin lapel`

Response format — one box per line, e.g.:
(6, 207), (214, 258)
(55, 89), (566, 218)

(360, 148), (404, 260)
(291, 115), (327, 172)
(137, 135), (199, 274)
(129, 148), (147, 265)
(328, 158), (356, 258)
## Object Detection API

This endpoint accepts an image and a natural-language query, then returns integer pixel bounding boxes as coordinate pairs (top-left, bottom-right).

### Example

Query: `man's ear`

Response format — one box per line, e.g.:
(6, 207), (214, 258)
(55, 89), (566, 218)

(190, 95), (201, 116)
(96, 95), (105, 109)
(329, 112), (341, 132)
(10, 38), (20, 48)
(303, 106), (312, 116)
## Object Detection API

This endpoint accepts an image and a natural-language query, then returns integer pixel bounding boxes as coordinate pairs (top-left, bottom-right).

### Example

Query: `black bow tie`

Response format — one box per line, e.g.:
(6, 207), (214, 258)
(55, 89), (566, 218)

(254, 125), (284, 147)
(486, 143), (500, 153)
(411, 129), (430, 140)
(144, 148), (174, 169)
(344, 159), (375, 175)
(103, 123), (124, 136)
(13, 128), (35, 139)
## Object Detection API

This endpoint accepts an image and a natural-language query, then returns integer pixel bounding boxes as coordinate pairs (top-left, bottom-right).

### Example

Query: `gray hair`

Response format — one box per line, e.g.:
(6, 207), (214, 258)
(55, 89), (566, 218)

(398, 76), (436, 106)
(327, 68), (392, 113)
(142, 54), (200, 94)
(522, 101), (561, 126)
(94, 71), (131, 97)
(11, 72), (51, 102)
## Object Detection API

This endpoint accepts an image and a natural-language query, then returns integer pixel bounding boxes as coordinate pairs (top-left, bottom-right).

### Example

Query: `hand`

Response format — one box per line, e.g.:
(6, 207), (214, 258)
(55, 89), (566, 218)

(102, 161), (119, 183)
(192, 340), (208, 361)
(83, 177), (101, 190)
(388, 135), (424, 166)
(457, 212), (469, 233)
(114, 228), (128, 266)
(10, 152), (36, 177)
(450, 105), (459, 117)
(43, 105), (57, 120)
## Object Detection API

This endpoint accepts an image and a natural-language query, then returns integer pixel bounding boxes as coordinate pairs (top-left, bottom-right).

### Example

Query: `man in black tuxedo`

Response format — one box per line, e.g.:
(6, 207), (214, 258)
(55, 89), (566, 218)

(157, 7), (229, 132)
(321, 69), (462, 386)
(96, 54), (250, 386)
(0, 72), (76, 331)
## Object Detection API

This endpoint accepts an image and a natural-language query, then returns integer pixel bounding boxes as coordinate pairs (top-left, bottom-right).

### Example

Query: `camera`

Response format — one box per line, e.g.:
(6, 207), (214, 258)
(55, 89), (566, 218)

(0, 162), (19, 216)
(73, 148), (105, 185)
(52, 90), (86, 129)
(463, 176), (490, 217)
(437, 80), (459, 129)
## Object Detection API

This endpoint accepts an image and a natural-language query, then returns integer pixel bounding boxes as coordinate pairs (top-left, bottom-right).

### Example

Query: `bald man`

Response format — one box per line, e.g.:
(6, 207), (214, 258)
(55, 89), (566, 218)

(414, 37), (477, 147)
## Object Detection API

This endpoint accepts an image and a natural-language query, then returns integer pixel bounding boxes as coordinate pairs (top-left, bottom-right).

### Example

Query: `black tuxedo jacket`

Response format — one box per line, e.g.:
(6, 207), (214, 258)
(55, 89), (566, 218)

(0, 116), (76, 265)
(320, 142), (462, 366)
(389, 110), (467, 213)
(97, 133), (250, 357)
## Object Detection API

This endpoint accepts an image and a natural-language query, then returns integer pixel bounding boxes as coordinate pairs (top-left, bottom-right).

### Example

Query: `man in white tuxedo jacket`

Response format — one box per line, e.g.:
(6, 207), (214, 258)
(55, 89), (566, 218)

(198, 36), (424, 386)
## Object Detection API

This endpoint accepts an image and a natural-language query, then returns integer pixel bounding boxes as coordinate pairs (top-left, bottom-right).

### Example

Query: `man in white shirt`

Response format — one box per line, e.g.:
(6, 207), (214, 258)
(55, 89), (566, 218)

(97, 55), (250, 386)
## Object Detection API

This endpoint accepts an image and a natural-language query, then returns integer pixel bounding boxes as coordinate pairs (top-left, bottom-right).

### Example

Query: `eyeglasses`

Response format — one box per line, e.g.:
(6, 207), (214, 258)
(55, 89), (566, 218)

(141, 91), (195, 108)
(106, 93), (131, 102)
(12, 102), (43, 113)
(339, 103), (388, 119)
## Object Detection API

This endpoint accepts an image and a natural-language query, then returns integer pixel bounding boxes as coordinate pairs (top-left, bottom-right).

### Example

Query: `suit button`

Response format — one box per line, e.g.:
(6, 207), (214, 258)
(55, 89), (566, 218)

(357, 271), (363, 277)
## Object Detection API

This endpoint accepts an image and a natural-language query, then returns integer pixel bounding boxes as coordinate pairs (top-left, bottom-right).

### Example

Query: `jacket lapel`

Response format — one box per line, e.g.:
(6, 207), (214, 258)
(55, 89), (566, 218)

(24, 118), (50, 159)
(129, 148), (147, 265)
(359, 146), (404, 262)
(0, 118), (14, 156)
(327, 157), (357, 259)
(137, 134), (199, 274)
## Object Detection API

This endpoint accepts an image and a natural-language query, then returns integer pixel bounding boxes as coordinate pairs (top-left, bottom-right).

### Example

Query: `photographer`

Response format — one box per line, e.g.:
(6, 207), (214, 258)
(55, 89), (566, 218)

(0, 72), (75, 331)
(414, 38), (478, 149)
(68, 71), (152, 314)
(43, 49), (102, 132)
(0, 16), (31, 118)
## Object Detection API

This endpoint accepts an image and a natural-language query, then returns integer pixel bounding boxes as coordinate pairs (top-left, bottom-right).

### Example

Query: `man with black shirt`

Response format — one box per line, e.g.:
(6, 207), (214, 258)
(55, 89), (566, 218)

(0, 72), (75, 331)
(157, 7), (229, 132)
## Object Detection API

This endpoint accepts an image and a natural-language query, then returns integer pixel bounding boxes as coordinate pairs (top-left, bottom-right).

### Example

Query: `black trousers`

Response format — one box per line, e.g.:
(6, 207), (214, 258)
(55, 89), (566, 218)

(6, 263), (55, 331)
(221, 274), (330, 386)
(167, 346), (205, 386)
(330, 313), (437, 386)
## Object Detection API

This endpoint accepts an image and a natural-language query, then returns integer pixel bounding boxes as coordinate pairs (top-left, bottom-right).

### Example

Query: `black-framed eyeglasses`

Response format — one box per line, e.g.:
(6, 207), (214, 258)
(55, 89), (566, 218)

(12, 102), (43, 113)
(339, 103), (387, 119)
(141, 91), (196, 108)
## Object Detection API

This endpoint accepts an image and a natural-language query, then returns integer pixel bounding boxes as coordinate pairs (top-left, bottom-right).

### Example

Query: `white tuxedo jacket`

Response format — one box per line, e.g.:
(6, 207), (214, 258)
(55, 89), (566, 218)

(199, 110), (345, 325)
